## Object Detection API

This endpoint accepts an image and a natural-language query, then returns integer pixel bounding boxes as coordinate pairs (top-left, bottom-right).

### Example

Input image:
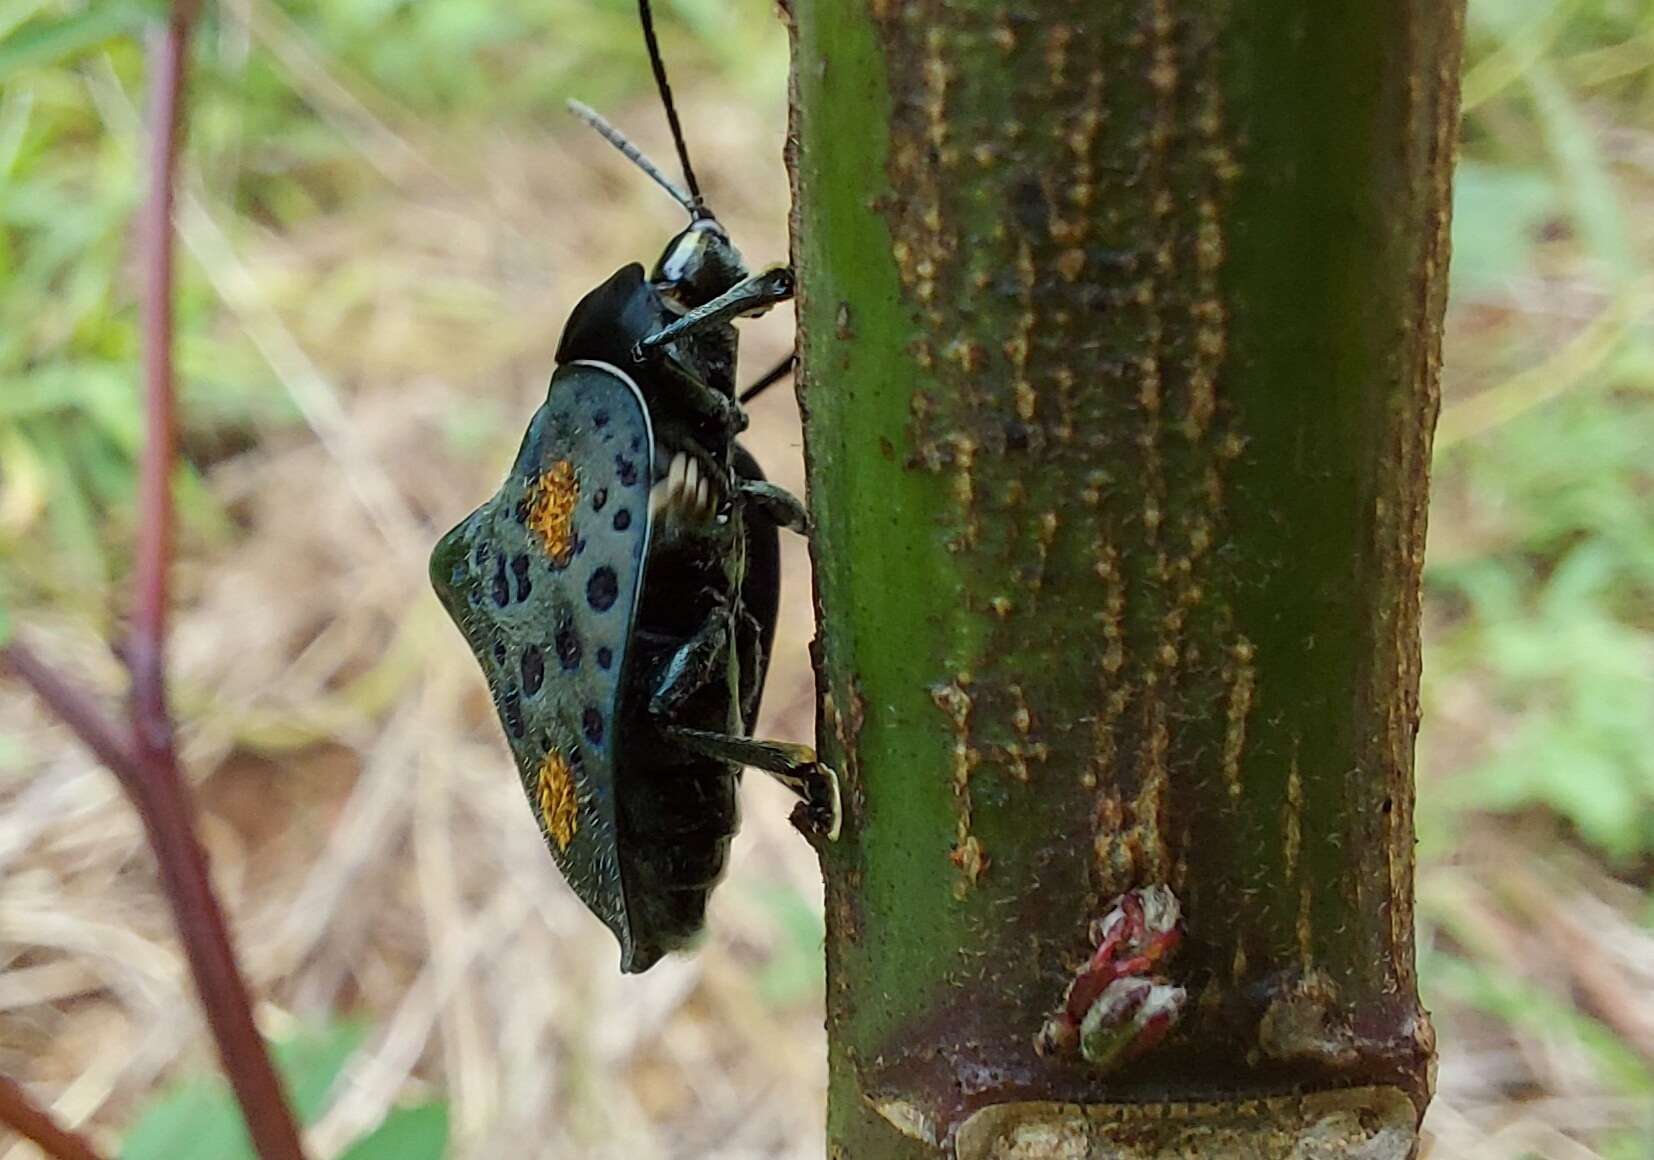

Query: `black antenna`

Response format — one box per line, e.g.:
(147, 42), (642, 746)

(638, 0), (707, 217)
(567, 99), (697, 214)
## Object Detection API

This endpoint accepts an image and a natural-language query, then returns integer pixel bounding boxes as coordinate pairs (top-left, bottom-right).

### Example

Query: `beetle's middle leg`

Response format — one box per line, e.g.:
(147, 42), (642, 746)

(737, 479), (808, 534)
(664, 726), (841, 841)
(731, 440), (807, 535)
(647, 613), (730, 719)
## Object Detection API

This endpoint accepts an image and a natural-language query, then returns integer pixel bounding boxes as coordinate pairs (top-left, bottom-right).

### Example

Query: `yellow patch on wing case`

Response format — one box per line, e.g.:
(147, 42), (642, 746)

(536, 748), (579, 851)
(528, 460), (579, 565)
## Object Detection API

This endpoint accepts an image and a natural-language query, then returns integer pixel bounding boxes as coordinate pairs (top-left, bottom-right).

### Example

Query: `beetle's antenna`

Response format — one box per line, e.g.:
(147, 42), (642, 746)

(567, 99), (698, 215)
(637, 0), (708, 217)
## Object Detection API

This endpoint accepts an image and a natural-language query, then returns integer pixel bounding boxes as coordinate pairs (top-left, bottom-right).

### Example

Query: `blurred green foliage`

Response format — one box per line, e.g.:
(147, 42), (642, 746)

(121, 1021), (448, 1160)
(1426, 0), (1654, 866)
(1420, 2), (1654, 1149)
(0, 0), (784, 620)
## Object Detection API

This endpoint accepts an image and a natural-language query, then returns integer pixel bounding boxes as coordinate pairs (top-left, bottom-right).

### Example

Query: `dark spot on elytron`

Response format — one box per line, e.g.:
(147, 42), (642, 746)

(521, 644), (544, 695)
(503, 690), (525, 740)
(596, 646), (613, 670)
(555, 620), (581, 671)
(493, 641), (508, 665)
(587, 566), (619, 612)
(1004, 420), (1030, 451)
(612, 508), (632, 532)
(512, 554), (532, 601)
(491, 555), (509, 608)
(582, 706), (605, 745)
(614, 455), (638, 487)
(591, 487), (608, 512)
(630, 434), (642, 452)
(593, 409), (609, 428)
(513, 499), (530, 525)
(1381, 797), (1394, 815)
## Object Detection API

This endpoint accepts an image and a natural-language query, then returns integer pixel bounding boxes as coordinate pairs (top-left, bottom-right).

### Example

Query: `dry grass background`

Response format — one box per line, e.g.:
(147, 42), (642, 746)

(2, 2), (1652, 1158)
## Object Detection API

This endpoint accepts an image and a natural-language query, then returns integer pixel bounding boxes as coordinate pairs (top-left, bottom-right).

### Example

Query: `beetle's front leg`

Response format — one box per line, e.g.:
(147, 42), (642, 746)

(637, 266), (794, 357)
(656, 357), (748, 436)
(648, 612), (730, 719)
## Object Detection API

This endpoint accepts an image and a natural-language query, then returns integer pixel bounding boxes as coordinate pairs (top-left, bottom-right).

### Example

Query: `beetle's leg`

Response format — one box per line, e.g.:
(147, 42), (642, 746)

(738, 351), (796, 405)
(733, 605), (767, 733)
(737, 479), (808, 534)
(648, 613), (730, 719)
(664, 726), (842, 841)
(636, 266), (794, 358)
(655, 357), (748, 434)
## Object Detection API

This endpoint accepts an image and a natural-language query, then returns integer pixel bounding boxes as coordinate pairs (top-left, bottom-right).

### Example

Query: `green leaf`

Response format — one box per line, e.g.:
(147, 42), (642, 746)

(119, 1080), (250, 1160)
(121, 1023), (368, 1160)
(1448, 162), (1559, 297)
(0, 1), (161, 85)
(275, 1021), (368, 1123)
(751, 884), (826, 1009)
(1422, 951), (1654, 1097)
(1524, 62), (1636, 288)
(337, 1103), (449, 1160)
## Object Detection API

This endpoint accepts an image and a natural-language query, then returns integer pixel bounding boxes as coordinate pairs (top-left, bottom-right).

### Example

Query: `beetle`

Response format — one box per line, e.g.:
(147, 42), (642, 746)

(428, 0), (838, 974)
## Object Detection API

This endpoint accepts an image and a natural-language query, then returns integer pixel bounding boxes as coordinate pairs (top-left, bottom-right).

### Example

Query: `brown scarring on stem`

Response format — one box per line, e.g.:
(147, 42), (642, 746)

(0, 3), (307, 1157)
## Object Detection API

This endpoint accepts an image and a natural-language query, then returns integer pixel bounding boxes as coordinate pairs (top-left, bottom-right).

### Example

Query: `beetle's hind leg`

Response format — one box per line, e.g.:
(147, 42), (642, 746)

(664, 726), (841, 842)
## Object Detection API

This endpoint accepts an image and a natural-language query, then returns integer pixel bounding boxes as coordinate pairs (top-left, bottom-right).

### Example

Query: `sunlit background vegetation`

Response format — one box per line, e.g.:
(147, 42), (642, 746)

(1, 1), (1651, 1157)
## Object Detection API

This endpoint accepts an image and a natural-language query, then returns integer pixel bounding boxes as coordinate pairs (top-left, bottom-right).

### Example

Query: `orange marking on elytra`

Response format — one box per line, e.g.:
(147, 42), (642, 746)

(536, 749), (578, 850)
(529, 460), (579, 565)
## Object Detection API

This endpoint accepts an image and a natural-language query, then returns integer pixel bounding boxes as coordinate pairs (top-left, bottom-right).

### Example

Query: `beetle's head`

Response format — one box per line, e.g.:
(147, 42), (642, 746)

(651, 216), (746, 310)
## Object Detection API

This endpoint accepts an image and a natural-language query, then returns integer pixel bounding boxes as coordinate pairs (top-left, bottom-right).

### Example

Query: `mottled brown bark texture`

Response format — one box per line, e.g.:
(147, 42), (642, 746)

(789, 1), (1462, 1157)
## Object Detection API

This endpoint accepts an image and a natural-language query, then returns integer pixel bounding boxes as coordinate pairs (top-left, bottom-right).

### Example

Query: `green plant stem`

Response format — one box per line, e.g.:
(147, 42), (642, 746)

(791, 2), (1463, 1155)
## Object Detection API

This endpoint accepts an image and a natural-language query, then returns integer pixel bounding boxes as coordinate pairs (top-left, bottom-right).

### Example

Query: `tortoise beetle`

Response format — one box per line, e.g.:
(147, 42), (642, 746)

(429, 0), (839, 974)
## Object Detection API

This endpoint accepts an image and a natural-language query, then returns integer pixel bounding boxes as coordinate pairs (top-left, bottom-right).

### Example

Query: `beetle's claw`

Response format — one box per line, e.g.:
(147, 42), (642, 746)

(791, 763), (842, 843)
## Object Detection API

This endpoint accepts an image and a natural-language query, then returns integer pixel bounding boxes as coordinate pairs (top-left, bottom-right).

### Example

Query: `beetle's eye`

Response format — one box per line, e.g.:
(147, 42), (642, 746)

(656, 233), (704, 298)
(652, 220), (743, 309)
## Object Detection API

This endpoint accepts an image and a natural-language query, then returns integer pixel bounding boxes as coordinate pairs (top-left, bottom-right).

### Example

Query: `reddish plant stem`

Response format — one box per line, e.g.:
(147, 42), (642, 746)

(0, 1073), (107, 1160)
(0, 642), (141, 776)
(132, 3), (187, 747)
(125, 7), (308, 1159)
(4, 4), (309, 1155)
(0, 641), (308, 1160)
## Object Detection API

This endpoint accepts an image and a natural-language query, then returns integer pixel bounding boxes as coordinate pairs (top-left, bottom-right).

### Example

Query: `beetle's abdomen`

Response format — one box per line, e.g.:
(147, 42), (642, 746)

(617, 758), (738, 973)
